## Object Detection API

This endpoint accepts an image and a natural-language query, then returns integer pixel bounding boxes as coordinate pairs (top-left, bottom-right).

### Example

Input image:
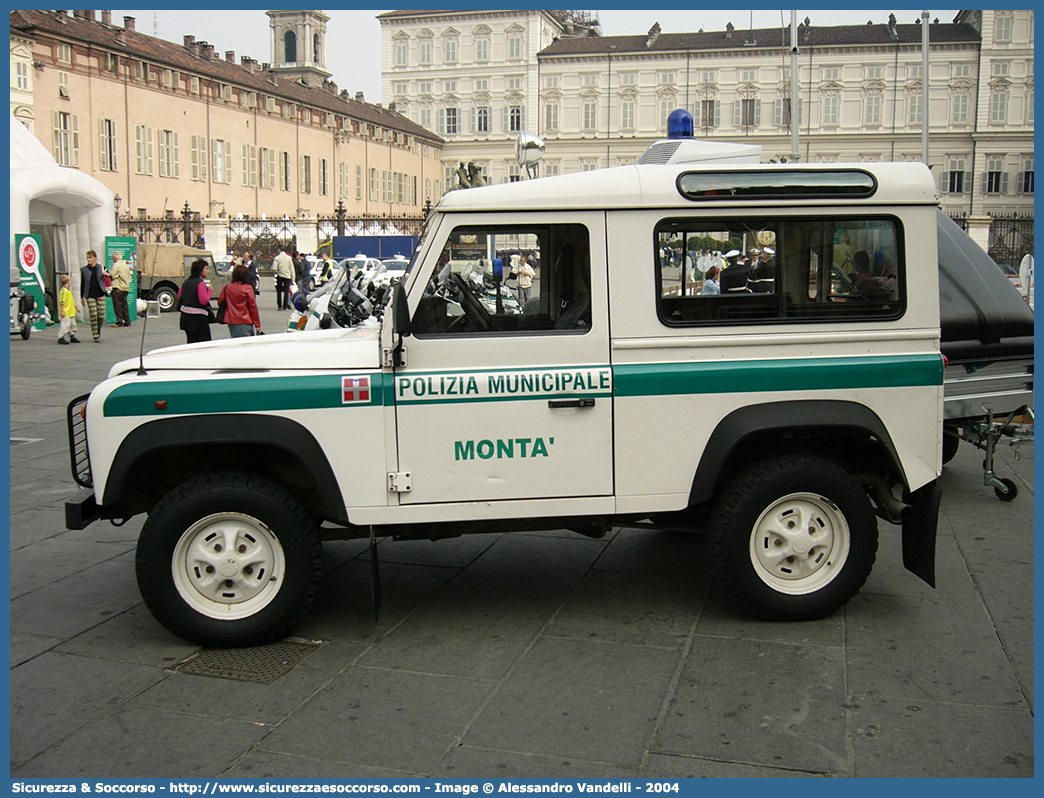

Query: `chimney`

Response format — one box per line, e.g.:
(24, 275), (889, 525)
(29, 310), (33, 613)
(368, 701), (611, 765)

(644, 22), (661, 49)
(355, 91), (364, 101)
(85, 10), (95, 21)
(123, 16), (135, 32)
(340, 89), (348, 98)
(199, 42), (214, 59)
(101, 10), (111, 25)
(115, 28), (125, 45)
(73, 10), (85, 19)
(241, 55), (257, 72)
(388, 102), (396, 112)
(184, 34), (195, 47)
(725, 21), (734, 38)
(225, 50), (235, 63)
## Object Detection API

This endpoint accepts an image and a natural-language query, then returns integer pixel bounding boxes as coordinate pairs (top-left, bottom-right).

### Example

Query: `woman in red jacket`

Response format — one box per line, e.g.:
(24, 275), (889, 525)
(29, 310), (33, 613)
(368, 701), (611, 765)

(219, 264), (262, 337)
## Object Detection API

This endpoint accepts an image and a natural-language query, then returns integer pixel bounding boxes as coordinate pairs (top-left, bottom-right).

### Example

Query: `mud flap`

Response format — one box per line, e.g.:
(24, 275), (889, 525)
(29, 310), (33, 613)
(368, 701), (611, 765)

(902, 479), (942, 587)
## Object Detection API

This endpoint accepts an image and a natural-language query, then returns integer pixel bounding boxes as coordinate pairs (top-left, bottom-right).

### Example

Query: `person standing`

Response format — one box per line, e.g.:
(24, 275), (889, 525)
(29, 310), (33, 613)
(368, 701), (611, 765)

(218, 264), (262, 338)
(176, 259), (213, 344)
(243, 252), (260, 296)
(701, 265), (721, 295)
(273, 247), (294, 310)
(56, 274), (81, 344)
(108, 251), (132, 327)
(80, 249), (108, 343)
(294, 251), (310, 293)
(515, 255), (535, 308)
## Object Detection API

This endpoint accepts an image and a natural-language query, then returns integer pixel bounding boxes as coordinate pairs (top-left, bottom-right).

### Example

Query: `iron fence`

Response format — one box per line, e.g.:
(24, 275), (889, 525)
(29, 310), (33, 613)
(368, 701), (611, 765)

(987, 214), (1034, 267)
(226, 217), (297, 271)
(119, 203), (203, 248)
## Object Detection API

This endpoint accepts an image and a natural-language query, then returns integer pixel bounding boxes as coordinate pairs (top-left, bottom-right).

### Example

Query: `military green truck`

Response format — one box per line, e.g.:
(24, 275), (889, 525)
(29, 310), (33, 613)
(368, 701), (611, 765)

(136, 243), (217, 312)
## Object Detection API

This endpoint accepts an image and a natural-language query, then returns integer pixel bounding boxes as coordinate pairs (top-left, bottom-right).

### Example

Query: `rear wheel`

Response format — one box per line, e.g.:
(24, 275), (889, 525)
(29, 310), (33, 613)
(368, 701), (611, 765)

(711, 456), (878, 620)
(136, 473), (322, 647)
(154, 285), (178, 312)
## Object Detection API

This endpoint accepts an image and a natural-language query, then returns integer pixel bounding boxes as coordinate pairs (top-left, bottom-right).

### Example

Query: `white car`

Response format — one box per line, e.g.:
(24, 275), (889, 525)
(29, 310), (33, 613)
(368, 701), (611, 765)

(374, 256), (410, 287)
(344, 255), (383, 285)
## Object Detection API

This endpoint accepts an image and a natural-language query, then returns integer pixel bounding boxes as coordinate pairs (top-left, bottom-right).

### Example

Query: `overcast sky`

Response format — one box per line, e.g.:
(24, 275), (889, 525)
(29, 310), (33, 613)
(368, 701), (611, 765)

(110, 9), (961, 104)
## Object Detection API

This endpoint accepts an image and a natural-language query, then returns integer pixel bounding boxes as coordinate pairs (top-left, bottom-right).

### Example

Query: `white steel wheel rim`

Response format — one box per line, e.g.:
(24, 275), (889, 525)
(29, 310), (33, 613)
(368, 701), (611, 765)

(171, 512), (285, 620)
(157, 291), (176, 311)
(749, 492), (851, 595)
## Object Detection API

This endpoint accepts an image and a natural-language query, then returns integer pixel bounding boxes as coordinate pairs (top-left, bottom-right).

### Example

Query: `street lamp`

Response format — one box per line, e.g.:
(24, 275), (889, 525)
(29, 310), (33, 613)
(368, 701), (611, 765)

(113, 193), (121, 230)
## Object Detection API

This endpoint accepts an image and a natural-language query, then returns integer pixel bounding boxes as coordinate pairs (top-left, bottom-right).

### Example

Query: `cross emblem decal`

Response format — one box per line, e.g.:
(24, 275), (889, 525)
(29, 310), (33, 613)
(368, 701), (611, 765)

(342, 376), (371, 404)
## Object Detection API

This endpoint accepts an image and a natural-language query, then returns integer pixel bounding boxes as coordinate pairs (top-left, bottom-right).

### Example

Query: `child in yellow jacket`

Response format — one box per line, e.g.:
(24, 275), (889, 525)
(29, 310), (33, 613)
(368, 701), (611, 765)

(57, 273), (81, 344)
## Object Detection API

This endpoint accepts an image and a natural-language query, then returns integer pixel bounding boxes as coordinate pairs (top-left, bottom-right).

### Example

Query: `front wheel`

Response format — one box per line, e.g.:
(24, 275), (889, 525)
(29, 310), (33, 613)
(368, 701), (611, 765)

(20, 318), (31, 339)
(154, 286), (178, 312)
(136, 473), (322, 647)
(711, 456), (878, 621)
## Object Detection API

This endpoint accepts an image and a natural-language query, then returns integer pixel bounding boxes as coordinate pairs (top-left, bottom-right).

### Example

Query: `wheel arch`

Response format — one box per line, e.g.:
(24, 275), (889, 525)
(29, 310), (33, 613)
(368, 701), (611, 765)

(103, 414), (348, 523)
(689, 400), (907, 507)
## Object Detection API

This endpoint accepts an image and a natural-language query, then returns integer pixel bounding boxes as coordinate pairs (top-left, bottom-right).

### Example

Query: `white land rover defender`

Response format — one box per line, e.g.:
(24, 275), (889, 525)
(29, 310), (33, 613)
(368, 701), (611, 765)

(67, 157), (976, 647)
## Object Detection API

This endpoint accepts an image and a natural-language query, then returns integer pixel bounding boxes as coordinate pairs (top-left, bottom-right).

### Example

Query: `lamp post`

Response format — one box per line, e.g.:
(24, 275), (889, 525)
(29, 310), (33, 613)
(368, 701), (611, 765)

(113, 193), (121, 231)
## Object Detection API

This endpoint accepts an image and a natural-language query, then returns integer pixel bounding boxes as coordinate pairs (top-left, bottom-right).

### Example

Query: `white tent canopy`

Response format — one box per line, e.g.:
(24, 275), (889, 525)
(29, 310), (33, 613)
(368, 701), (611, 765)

(10, 113), (115, 303)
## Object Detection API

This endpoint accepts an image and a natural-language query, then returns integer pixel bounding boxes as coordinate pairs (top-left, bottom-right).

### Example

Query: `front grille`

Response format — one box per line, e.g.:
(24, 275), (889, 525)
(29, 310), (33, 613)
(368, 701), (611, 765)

(67, 393), (93, 488)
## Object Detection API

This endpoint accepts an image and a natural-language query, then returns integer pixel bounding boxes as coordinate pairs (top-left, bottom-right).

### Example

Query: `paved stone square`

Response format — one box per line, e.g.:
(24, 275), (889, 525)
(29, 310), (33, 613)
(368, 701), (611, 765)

(8, 308), (1034, 778)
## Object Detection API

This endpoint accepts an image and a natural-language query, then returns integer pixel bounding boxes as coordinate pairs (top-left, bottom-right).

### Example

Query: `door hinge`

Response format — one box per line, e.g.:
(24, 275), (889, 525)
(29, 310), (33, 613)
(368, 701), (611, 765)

(387, 471), (412, 493)
(382, 345), (406, 368)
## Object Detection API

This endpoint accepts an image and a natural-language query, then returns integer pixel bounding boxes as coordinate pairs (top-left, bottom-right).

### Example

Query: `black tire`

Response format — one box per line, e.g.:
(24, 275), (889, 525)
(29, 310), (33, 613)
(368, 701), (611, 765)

(136, 473), (322, 647)
(154, 286), (178, 312)
(710, 456), (878, 621)
(20, 320), (31, 340)
(994, 477), (1018, 501)
(942, 426), (960, 465)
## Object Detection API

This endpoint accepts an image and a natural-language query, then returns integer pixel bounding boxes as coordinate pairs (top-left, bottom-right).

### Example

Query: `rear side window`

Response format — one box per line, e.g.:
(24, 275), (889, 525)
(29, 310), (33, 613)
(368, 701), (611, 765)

(656, 217), (904, 325)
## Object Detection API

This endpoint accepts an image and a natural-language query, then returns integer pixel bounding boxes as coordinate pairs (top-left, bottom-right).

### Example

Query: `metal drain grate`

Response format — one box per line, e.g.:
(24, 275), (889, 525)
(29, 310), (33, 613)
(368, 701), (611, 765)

(172, 639), (320, 683)
(10, 437), (41, 447)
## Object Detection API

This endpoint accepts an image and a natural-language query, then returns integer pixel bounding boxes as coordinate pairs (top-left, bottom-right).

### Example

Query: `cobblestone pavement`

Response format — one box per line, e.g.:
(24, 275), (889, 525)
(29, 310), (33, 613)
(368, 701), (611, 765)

(8, 309), (1034, 778)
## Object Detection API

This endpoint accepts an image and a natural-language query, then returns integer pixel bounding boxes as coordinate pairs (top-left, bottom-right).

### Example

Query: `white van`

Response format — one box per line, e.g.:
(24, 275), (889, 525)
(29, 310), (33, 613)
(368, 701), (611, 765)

(68, 158), (951, 647)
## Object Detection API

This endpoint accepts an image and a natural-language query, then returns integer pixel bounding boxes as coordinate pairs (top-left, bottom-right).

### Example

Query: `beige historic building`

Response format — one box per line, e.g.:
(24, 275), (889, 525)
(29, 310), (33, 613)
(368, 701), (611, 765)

(379, 9), (1033, 217)
(10, 9), (445, 222)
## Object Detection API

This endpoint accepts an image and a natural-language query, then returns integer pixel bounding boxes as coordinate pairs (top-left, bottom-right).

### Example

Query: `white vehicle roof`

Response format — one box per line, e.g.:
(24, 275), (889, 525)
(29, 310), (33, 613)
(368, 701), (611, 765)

(437, 161), (938, 213)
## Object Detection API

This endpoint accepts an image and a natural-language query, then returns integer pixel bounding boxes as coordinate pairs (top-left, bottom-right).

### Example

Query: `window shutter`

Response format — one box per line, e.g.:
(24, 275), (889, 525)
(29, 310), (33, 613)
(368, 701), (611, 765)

(70, 114), (79, 167)
(146, 127), (154, 175)
(469, 107), (475, 133)
(1001, 172), (1010, 194)
(437, 108), (445, 135)
(242, 144), (250, 186)
(754, 99), (762, 126)
(940, 171), (950, 193)
(980, 172), (988, 192)
(98, 118), (106, 168)
(692, 102), (702, 127)
(713, 101), (720, 127)
(963, 172), (972, 193)
(135, 125), (144, 173)
(502, 106), (509, 132)
(172, 132), (180, 178)
(733, 101), (742, 127)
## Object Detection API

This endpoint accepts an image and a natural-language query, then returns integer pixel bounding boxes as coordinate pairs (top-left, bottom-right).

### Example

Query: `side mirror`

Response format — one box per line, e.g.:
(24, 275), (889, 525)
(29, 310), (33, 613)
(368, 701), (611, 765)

(393, 281), (411, 338)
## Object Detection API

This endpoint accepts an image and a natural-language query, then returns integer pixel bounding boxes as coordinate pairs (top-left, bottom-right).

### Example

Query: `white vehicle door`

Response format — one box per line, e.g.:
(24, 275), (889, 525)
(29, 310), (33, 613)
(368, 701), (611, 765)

(394, 212), (612, 505)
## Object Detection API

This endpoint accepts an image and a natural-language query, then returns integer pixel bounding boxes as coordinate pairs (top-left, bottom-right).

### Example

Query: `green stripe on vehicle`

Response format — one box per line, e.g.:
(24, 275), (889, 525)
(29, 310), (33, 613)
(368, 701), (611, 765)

(613, 355), (943, 397)
(104, 373), (383, 416)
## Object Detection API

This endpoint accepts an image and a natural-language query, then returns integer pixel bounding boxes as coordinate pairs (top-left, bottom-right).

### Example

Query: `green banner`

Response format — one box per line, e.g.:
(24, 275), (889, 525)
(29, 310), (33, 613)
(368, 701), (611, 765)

(104, 236), (139, 323)
(14, 233), (47, 330)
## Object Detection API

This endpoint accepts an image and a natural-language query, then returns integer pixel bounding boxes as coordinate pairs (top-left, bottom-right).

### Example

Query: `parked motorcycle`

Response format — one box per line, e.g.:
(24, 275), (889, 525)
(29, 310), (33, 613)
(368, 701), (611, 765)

(10, 266), (39, 340)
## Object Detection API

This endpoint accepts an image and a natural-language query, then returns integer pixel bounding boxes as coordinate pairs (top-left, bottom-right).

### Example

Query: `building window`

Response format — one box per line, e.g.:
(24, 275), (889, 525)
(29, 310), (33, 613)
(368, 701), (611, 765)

(583, 99), (598, 131)
(582, 73), (598, 88)
(943, 158), (968, 193)
(419, 107), (432, 129)
(509, 105), (523, 133)
(98, 118), (118, 172)
(419, 40), (432, 65)
(908, 92), (924, 124)
(369, 168), (380, 201)
(580, 160), (598, 172)
(775, 97), (803, 127)
(1019, 160), (1034, 193)
(338, 162), (350, 198)
(475, 38), (489, 62)
(15, 61), (30, 91)
(822, 66), (841, 81)
(443, 79), (457, 94)
(660, 98), (675, 130)
(619, 72), (636, 87)
(190, 135), (207, 181)
(821, 94), (839, 126)
(695, 99), (720, 128)
(951, 93), (970, 123)
(952, 63), (972, 78)
(662, 71), (679, 85)
(506, 162), (520, 183)
(395, 40), (408, 67)
(908, 64), (924, 80)
(356, 165), (363, 200)
(418, 81), (433, 95)
(158, 130), (180, 178)
(134, 124), (154, 175)
(240, 143), (257, 187)
(990, 89), (1009, 124)
(300, 155), (312, 193)
(279, 151), (291, 191)
(474, 78), (488, 92)
(544, 101), (559, 132)
(392, 81), (408, 96)
(507, 76), (522, 91)
(444, 39), (457, 64)
(1027, 89), (1035, 123)
(508, 35), (523, 60)
(441, 107), (459, 135)
(620, 98), (635, 130)
(55, 42), (71, 63)
(864, 94), (882, 125)
(544, 161), (559, 177)
(992, 61), (1011, 77)
(51, 111), (79, 167)
(211, 139), (231, 184)
(544, 75), (559, 89)
(740, 69), (757, 83)
(382, 170), (392, 203)
(865, 65), (884, 80)
(260, 147), (276, 189)
(985, 157), (1007, 194)
(58, 71), (70, 100)
(737, 98), (760, 127)
(475, 106), (490, 133)
(319, 158), (329, 195)
(994, 14), (1013, 43)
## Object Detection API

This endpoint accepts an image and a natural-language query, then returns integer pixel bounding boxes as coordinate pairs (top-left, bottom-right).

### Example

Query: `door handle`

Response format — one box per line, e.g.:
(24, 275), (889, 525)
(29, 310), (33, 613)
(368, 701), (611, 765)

(548, 398), (596, 409)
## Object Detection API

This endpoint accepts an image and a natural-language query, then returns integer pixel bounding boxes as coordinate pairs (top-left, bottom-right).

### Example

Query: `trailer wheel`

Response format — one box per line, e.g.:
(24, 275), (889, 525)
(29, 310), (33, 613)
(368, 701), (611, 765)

(711, 456), (878, 621)
(136, 473), (322, 647)
(994, 477), (1018, 501)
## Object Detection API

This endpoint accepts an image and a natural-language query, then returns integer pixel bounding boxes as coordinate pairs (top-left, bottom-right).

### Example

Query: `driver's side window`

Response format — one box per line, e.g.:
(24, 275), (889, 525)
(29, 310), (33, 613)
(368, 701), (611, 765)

(412, 223), (592, 336)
